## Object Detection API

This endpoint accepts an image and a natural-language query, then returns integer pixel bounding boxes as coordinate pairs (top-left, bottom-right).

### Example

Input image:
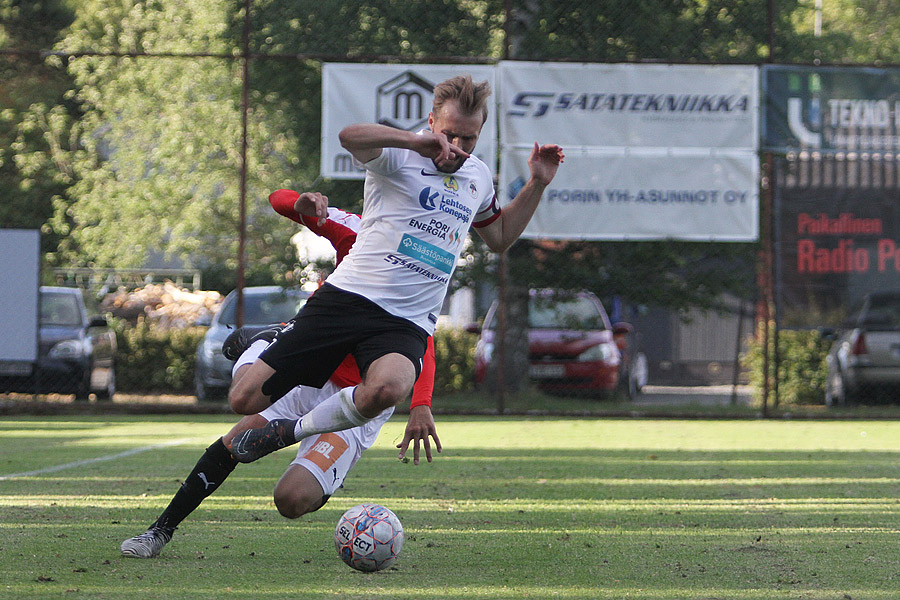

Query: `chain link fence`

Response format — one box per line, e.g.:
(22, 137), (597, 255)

(2, 1), (897, 405)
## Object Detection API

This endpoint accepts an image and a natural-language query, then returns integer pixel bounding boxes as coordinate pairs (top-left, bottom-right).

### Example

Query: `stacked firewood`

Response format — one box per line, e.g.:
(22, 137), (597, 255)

(101, 282), (222, 329)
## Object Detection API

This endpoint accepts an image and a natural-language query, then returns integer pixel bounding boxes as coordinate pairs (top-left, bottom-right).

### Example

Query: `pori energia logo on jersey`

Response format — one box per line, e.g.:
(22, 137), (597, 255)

(375, 71), (434, 131)
(406, 214), (462, 246)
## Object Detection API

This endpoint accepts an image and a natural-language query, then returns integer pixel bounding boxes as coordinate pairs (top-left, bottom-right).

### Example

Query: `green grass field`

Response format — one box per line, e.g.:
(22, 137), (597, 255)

(2, 414), (900, 599)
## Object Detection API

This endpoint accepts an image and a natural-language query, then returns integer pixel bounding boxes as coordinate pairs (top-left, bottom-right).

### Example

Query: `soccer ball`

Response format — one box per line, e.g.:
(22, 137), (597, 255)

(334, 503), (404, 572)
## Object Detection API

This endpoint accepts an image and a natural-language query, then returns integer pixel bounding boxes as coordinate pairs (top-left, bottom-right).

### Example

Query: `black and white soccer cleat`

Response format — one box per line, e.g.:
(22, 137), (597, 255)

(221, 323), (286, 361)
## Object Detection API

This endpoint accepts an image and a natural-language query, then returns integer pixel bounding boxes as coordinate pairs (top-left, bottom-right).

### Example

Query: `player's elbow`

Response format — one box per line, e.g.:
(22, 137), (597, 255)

(338, 125), (359, 152)
(489, 239), (512, 253)
(476, 221), (512, 254)
(483, 233), (511, 254)
(268, 189), (298, 213)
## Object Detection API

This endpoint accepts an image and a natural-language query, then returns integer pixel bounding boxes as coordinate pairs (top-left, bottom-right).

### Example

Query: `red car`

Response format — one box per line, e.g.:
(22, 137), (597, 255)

(471, 289), (647, 398)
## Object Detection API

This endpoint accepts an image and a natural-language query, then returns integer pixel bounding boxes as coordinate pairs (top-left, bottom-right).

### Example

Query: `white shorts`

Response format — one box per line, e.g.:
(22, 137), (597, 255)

(237, 340), (393, 497)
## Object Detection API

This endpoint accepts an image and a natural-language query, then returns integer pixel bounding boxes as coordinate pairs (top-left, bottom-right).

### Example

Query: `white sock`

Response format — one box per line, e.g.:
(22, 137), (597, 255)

(295, 386), (369, 440)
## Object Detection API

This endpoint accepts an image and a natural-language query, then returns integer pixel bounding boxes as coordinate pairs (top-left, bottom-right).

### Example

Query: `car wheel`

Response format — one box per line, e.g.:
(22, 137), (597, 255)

(627, 352), (649, 400)
(194, 371), (225, 403)
(74, 372), (91, 402)
(94, 369), (116, 402)
(825, 367), (846, 407)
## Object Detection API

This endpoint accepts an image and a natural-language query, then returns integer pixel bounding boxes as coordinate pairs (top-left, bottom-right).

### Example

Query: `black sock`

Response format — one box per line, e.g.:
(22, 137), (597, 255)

(152, 438), (238, 532)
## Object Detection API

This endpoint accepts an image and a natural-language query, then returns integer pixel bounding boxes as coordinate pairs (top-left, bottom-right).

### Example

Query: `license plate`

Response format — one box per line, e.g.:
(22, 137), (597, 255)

(0, 361), (33, 376)
(529, 363), (565, 378)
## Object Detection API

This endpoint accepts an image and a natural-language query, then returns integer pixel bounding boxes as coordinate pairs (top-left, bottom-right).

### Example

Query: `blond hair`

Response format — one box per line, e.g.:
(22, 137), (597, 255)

(432, 75), (492, 125)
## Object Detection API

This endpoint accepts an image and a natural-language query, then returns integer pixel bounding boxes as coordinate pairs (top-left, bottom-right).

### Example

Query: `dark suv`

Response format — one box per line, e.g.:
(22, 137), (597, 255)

(0, 286), (116, 400)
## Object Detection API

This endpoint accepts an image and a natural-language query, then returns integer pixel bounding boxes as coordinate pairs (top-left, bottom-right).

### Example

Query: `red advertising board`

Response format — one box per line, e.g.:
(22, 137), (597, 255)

(776, 158), (900, 326)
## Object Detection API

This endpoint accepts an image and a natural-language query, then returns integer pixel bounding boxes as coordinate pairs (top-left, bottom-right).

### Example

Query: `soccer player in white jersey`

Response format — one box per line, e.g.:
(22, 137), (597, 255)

(120, 198), (439, 558)
(226, 74), (564, 463)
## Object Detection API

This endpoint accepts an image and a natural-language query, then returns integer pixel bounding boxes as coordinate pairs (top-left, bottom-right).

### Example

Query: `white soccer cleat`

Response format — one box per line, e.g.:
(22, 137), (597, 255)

(120, 527), (172, 558)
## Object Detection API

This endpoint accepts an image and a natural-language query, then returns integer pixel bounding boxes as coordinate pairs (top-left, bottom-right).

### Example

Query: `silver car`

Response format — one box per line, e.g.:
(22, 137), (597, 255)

(825, 290), (900, 405)
(194, 286), (310, 401)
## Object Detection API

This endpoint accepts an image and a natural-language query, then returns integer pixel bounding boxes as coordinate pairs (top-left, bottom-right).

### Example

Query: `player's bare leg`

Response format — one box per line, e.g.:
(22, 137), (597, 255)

(272, 464), (328, 519)
(121, 415), (266, 558)
(227, 353), (416, 464)
(353, 353), (417, 417)
(123, 329), (297, 558)
(228, 358), (276, 414)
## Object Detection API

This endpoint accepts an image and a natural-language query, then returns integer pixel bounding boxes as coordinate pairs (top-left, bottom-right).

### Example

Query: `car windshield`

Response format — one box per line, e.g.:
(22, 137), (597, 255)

(217, 291), (306, 326)
(529, 294), (606, 330)
(861, 295), (900, 329)
(40, 292), (82, 327)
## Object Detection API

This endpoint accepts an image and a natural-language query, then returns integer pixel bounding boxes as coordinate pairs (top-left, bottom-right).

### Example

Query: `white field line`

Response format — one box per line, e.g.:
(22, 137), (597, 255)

(0, 437), (196, 481)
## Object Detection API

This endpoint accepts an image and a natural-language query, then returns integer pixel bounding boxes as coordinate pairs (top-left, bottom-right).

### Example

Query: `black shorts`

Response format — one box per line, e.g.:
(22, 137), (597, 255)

(258, 283), (428, 400)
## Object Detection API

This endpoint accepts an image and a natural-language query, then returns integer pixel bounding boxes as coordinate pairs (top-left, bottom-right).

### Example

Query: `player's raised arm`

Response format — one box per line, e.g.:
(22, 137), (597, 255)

(476, 142), (565, 253)
(339, 123), (469, 169)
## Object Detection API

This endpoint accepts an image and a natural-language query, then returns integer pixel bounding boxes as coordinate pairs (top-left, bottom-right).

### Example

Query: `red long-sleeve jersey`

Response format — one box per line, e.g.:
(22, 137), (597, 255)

(269, 189), (434, 408)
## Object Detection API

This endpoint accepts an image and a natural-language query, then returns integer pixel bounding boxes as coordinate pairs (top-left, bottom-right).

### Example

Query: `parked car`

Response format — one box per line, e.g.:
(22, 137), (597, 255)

(471, 289), (648, 398)
(824, 290), (900, 406)
(0, 286), (116, 400)
(194, 286), (310, 401)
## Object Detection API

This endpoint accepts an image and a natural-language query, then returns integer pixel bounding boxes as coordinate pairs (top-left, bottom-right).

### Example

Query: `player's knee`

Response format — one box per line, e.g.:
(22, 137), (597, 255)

(228, 387), (259, 415)
(227, 393), (251, 415)
(359, 381), (407, 415)
(274, 487), (321, 519)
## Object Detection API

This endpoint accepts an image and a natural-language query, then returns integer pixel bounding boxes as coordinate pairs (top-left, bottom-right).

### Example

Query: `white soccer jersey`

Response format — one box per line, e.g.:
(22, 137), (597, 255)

(325, 138), (499, 334)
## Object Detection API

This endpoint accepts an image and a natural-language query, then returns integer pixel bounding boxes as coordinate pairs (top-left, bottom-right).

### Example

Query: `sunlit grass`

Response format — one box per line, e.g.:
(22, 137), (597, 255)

(2, 415), (900, 599)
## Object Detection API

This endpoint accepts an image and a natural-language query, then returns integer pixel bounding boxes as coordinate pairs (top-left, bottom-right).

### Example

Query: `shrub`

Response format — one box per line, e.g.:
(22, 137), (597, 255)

(742, 324), (830, 406)
(432, 327), (477, 396)
(110, 318), (476, 396)
(111, 318), (206, 393)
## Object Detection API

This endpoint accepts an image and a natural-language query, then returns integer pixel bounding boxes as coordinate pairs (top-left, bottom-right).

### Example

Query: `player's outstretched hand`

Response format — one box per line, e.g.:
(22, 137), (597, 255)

(528, 142), (565, 186)
(294, 191), (329, 227)
(397, 405), (442, 465)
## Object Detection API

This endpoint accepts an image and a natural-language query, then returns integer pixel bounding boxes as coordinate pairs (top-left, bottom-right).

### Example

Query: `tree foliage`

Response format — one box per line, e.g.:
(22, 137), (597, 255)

(32, 0), (313, 291)
(0, 0), (75, 254)
(6, 0), (900, 298)
(779, 0), (900, 64)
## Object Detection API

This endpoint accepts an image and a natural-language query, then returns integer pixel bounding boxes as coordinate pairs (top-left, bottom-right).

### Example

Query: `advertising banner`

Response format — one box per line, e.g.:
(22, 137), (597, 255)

(0, 229), (39, 369)
(501, 149), (759, 241)
(321, 63), (497, 179)
(498, 62), (759, 240)
(763, 65), (900, 153)
(499, 62), (759, 150)
(776, 170), (900, 326)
